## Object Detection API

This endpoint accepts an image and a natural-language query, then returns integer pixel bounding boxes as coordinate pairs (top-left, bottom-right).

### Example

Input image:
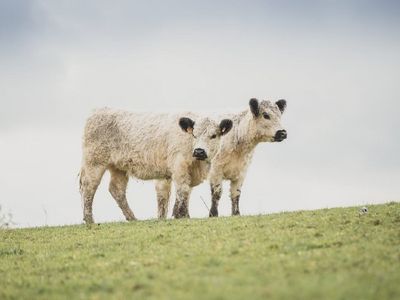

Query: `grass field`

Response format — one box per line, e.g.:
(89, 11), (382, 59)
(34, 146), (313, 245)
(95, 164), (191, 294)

(1, 202), (399, 300)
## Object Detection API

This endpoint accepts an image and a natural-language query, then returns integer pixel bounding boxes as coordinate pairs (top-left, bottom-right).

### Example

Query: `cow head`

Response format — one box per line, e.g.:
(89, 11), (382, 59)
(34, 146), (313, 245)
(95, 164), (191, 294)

(248, 98), (287, 143)
(179, 117), (233, 161)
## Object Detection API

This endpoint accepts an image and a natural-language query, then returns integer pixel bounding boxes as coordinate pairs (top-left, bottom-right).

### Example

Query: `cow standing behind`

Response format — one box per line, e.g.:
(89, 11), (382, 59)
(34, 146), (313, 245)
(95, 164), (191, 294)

(207, 98), (287, 217)
(79, 108), (232, 224)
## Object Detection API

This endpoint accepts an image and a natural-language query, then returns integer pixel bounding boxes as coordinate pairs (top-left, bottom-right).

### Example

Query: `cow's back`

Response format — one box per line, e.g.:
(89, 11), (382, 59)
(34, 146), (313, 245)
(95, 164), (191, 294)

(82, 108), (195, 179)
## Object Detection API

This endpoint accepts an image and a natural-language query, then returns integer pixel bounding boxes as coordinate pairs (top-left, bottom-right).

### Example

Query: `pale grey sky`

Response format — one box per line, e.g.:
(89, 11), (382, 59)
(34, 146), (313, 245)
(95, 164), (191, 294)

(1, 0), (399, 227)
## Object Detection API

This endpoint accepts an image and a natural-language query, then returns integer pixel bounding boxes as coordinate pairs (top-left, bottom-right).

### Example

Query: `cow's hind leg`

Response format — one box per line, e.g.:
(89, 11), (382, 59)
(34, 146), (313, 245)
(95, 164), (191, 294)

(155, 179), (172, 219)
(80, 164), (106, 224)
(109, 167), (136, 221)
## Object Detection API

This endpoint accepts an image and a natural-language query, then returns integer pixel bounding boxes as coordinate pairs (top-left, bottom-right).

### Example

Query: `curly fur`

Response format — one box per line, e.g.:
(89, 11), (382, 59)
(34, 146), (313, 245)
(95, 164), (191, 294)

(79, 108), (231, 223)
(208, 99), (287, 216)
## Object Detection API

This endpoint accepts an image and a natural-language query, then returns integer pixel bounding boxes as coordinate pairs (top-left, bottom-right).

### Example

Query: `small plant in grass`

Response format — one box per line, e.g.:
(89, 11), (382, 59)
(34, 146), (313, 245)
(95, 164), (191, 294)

(0, 205), (14, 229)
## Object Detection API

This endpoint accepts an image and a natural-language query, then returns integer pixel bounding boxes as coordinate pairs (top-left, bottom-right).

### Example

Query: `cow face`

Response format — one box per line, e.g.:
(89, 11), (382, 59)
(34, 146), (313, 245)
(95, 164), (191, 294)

(179, 117), (233, 161)
(249, 98), (287, 142)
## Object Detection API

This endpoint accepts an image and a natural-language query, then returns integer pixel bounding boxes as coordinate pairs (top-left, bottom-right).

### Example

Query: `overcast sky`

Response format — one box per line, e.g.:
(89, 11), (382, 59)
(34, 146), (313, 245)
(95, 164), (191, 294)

(1, 0), (399, 227)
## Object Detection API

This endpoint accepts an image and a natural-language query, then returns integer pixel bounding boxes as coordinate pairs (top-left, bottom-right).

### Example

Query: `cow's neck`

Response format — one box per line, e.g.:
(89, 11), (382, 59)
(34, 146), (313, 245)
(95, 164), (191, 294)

(233, 111), (259, 154)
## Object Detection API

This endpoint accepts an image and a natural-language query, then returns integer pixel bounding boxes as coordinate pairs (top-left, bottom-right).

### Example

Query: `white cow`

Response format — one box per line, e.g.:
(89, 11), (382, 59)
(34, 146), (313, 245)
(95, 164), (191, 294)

(207, 98), (287, 216)
(79, 108), (232, 224)
(155, 98), (287, 218)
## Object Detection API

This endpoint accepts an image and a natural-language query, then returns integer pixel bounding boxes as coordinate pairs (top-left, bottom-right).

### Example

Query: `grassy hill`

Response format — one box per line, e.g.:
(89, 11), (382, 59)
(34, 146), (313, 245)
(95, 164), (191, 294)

(1, 202), (399, 300)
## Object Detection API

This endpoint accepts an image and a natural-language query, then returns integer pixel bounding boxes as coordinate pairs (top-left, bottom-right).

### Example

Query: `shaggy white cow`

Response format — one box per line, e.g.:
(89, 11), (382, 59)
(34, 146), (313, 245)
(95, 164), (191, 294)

(206, 98), (287, 217)
(155, 98), (286, 218)
(79, 108), (232, 224)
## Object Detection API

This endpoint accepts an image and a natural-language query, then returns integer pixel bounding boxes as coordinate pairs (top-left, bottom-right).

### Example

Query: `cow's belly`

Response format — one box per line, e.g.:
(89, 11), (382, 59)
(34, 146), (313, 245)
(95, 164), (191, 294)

(113, 157), (170, 180)
(129, 168), (170, 180)
(222, 159), (248, 181)
(218, 149), (253, 181)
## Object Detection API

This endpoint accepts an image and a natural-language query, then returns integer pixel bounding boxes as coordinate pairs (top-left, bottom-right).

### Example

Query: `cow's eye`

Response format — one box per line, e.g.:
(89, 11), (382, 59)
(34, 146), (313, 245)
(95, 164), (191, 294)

(263, 112), (270, 120)
(210, 134), (217, 139)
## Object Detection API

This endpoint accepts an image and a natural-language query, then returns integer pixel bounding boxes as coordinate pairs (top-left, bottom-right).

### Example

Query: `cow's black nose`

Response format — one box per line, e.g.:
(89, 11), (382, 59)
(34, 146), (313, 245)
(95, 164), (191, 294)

(274, 130), (287, 142)
(193, 148), (207, 160)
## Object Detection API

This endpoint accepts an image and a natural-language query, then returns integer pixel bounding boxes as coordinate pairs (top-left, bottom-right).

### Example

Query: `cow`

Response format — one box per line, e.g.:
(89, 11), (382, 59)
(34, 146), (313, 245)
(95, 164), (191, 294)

(155, 98), (287, 218)
(206, 98), (287, 217)
(79, 108), (232, 224)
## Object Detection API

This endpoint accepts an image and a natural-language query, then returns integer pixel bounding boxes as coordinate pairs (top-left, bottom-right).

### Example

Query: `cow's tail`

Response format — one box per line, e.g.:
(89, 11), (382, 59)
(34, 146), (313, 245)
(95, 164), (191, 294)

(78, 168), (85, 212)
(78, 168), (85, 195)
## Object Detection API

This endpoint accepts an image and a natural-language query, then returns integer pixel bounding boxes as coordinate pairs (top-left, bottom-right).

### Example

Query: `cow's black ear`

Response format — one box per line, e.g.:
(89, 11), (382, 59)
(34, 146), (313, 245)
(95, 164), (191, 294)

(276, 99), (286, 113)
(179, 117), (195, 133)
(219, 119), (233, 136)
(249, 98), (260, 117)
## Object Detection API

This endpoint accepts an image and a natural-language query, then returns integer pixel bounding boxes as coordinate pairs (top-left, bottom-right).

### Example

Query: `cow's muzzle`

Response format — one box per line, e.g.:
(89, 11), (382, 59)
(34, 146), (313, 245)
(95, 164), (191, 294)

(193, 148), (208, 160)
(274, 130), (287, 142)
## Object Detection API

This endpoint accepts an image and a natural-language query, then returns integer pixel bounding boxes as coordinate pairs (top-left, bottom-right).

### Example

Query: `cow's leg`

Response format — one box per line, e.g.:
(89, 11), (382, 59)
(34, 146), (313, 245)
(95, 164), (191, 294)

(171, 159), (192, 219)
(108, 167), (136, 221)
(172, 182), (192, 219)
(80, 164), (106, 224)
(177, 185), (192, 218)
(230, 178), (244, 216)
(155, 179), (172, 219)
(172, 197), (180, 218)
(209, 179), (223, 217)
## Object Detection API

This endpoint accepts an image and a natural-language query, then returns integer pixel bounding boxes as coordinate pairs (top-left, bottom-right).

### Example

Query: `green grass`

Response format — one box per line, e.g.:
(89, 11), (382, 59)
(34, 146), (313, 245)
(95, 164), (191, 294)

(1, 202), (399, 300)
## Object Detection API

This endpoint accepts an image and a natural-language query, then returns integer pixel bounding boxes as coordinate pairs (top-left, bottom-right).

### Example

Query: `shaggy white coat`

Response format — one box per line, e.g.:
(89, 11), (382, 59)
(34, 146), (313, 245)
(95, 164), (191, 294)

(155, 99), (287, 217)
(207, 99), (287, 216)
(79, 108), (230, 223)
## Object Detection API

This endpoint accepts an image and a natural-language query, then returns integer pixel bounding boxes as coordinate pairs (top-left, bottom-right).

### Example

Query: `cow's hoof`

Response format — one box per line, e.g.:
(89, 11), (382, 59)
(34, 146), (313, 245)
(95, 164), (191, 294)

(174, 212), (190, 219)
(177, 207), (189, 219)
(209, 207), (219, 217)
(172, 207), (179, 218)
(83, 216), (94, 224)
(232, 211), (240, 216)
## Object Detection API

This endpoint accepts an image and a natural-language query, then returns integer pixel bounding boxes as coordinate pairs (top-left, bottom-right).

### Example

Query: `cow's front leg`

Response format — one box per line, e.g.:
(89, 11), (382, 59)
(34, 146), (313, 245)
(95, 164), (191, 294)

(172, 157), (193, 219)
(173, 183), (192, 219)
(209, 180), (222, 217)
(230, 178), (244, 216)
